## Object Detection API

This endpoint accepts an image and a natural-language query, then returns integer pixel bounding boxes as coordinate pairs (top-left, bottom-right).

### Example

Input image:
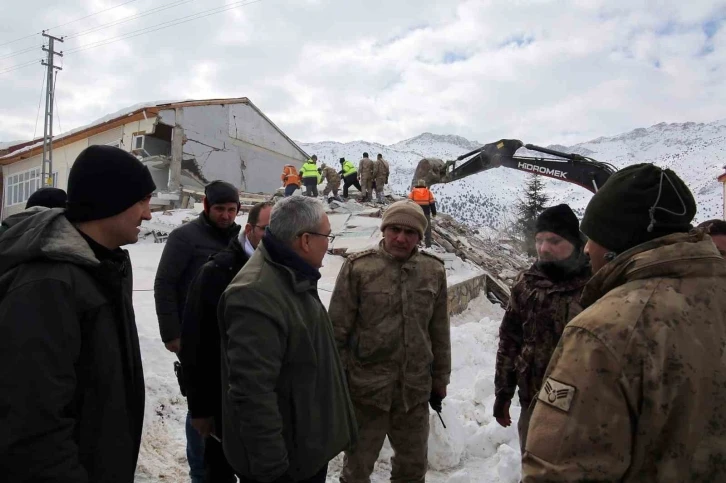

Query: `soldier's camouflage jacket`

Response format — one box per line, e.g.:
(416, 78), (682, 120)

(495, 260), (590, 407)
(523, 231), (726, 482)
(358, 158), (375, 180)
(374, 159), (390, 187)
(328, 242), (451, 412)
(321, 166), (341, 188)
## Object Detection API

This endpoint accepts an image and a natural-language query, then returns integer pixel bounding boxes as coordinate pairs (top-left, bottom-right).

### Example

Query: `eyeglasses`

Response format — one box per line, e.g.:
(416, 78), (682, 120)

(299, 231), (336, 242)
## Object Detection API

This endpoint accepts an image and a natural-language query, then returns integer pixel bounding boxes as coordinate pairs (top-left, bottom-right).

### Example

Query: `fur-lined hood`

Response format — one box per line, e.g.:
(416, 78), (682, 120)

(0, 208), (99, 275)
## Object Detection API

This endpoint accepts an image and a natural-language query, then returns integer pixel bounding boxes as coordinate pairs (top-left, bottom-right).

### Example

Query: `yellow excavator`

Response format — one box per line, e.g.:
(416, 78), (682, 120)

(412, 139), (616, 193)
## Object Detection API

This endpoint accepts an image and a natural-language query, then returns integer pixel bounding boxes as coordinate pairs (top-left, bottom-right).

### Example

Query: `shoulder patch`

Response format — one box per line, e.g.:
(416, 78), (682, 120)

(538, 377), (576, 413)
(420, 251), (445, 265)
(346, 248), (377, 261)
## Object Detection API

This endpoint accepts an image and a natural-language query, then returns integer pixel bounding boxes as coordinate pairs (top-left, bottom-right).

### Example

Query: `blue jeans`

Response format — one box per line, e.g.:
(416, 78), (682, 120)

(186, 412), (206, 483)
(284, 185), (299, 197)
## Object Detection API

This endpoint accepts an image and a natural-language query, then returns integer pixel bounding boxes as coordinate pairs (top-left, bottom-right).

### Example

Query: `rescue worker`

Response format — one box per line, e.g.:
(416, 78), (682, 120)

(698, 219), (726, 256)
(281, 164), (301, 197)
(321, 162), (343, 203)
(493, 204), (590, 453)
(181, 201), (273, 482)
(0, 145), (153, 482)
(358, 152), (375, 202)
(218, 196), (358, 483)
(299, 155), (320, 197)
(329, 200), (451, 483)
(340, 157), (362, 199)
(373, 153), (390, 204)
(154, 180), (241, 483)
(408, 179), (436, 248)
(522, 164), (726, 482)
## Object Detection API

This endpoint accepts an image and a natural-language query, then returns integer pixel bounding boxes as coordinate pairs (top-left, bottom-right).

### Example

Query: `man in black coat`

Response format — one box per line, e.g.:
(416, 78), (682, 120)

(181, 201), (273, 482)
(0, 145), (155, 482)
(154, 180), (241, 483)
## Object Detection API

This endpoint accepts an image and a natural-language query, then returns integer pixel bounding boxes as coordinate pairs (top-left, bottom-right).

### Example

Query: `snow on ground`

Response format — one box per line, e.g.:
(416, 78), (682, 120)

(130, 228), (520, 482)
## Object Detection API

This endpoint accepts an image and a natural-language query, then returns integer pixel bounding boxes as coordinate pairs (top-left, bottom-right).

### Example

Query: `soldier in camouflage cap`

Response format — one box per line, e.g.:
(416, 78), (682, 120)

(320, 163), (343, 203)
(329, 199), (451, 483)
(523, 164), (726, 481)
(494, 203), (590, 453)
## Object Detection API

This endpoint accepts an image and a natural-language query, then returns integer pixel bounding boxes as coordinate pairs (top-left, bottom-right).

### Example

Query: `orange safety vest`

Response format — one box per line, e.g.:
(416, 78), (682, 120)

(409, 187), (435, 205)
(281, 165), (301, 187)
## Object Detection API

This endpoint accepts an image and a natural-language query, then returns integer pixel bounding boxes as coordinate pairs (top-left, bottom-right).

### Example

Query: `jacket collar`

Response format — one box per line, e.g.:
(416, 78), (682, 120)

(261, 230), (321, 293)
(581, 230), (726, 308)
(198, 212), (240, 240)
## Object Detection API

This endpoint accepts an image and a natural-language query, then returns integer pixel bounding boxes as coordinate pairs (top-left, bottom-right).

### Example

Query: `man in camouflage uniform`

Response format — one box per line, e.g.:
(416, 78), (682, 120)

(373, 154), (390, 204)
(320, 163), (343, 203)
(329, 200), (451, 483)
(698, 219), (726, 256)
(523, 164), (726, 482)
(358, 152), (375, 202)
(494, 204), (590, 453)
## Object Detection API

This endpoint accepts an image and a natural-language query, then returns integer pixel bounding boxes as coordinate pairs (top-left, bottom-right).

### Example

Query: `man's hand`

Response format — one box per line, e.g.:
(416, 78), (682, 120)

(191, 417), (215, 438)
(432, 383), (447, 399)
(165, 338), (181, 354)
(494, 398), (512, 427)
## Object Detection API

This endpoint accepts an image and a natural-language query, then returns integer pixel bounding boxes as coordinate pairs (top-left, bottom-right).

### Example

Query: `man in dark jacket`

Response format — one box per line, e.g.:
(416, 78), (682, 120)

(181, 201), (273, 482)
(154, 179), (241, 483)
(494, 204), (590, 452)
(0, 145), (154, 482)
(218, 196), (358, 483)
(0, 187), (67, 237)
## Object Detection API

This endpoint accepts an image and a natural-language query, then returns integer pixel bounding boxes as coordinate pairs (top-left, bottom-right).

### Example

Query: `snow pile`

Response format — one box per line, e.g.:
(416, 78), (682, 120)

(129, 236), (521, 482)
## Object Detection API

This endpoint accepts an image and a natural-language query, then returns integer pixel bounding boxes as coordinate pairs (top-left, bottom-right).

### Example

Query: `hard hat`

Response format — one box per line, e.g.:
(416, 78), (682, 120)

(415, 179), (426, 187)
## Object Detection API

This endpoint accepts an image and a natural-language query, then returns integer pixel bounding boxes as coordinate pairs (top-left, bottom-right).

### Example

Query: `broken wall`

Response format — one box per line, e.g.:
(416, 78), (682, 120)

(157, 103), (307, 194)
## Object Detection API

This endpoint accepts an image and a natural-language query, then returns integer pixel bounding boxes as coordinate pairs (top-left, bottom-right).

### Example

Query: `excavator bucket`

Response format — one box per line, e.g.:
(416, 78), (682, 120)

(411, 157), (448, 188)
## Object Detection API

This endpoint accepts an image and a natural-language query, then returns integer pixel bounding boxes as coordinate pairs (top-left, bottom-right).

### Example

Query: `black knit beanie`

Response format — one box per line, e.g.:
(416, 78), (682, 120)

(339, 157), (345, 163)
(26, 187), (67, 209)
(536, 204), (581, 248)
(65, 145), (156, 222)
(581, 163), (696, 253)
(204, 180), (239, 206)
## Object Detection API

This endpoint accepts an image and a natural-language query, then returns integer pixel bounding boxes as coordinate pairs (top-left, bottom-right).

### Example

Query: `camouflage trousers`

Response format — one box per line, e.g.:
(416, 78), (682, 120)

(323, 181), (340, 197)
(374, 179), (386, 202)
(359, 177), (373, 200)
(340, 397), (429, 483)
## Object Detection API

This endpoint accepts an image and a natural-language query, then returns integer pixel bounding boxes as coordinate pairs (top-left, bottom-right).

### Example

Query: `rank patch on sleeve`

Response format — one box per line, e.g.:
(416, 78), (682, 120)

(538, 377), (576, 413)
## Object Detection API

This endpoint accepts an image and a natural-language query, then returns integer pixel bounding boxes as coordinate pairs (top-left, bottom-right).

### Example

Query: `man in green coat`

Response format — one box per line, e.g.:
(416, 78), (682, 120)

(299, 155), (320, 197)
(218, 196), (358, 483)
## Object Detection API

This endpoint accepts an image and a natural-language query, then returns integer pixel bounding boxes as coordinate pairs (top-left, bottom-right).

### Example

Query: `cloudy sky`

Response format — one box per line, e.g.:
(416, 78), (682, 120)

(0, 0), (725, 146)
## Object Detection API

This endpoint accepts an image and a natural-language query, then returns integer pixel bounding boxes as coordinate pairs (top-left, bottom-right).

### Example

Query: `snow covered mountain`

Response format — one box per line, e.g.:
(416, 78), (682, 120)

(299, 120), (726, 231)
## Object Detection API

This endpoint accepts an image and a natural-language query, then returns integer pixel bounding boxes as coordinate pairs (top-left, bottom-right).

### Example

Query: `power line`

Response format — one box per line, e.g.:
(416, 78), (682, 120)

(0, 45), (38, 61)
(32, 68), (46, 140)
(65, 0), (196, 40)
(66, 0), (264, 56)
(0, 58), (42, 76)
(0, 0), (142, 48)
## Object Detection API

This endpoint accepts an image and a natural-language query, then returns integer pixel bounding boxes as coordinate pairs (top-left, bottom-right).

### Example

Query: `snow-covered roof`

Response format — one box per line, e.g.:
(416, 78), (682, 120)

(1, 98), (255, 163)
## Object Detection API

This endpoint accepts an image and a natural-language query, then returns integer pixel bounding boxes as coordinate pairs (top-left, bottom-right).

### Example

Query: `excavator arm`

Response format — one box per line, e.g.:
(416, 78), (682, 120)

(413, 139), (616, 193)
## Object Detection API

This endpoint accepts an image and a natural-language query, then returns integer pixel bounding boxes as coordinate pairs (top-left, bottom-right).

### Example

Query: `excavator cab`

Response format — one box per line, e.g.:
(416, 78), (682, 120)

(412, 139), (616, 194)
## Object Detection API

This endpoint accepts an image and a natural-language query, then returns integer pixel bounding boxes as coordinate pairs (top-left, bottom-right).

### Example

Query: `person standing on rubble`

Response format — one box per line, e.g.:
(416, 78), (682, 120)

(408, 179), (436, 248)
(321, 162), (343, 203)
(493, 204), (590, 453)
(181, 201), (273, 482)
(373, 153), (390, 204)
(340, 157), (362, 199)
(329, 200), (451, 483)
(154, 180), (241, 483)
(281, 164), (301, 197)
(300, 155), (320, 197)
(522, 164), (726, 481)
(358, 152), (375, 202)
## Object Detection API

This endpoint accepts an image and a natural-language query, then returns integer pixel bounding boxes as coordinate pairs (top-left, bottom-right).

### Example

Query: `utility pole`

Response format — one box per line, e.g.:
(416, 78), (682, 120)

(41, 31), (63, 187)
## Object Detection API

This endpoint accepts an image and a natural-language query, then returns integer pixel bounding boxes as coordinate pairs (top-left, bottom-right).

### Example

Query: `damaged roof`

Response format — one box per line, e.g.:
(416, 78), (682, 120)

(1, 97), (308, 164)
